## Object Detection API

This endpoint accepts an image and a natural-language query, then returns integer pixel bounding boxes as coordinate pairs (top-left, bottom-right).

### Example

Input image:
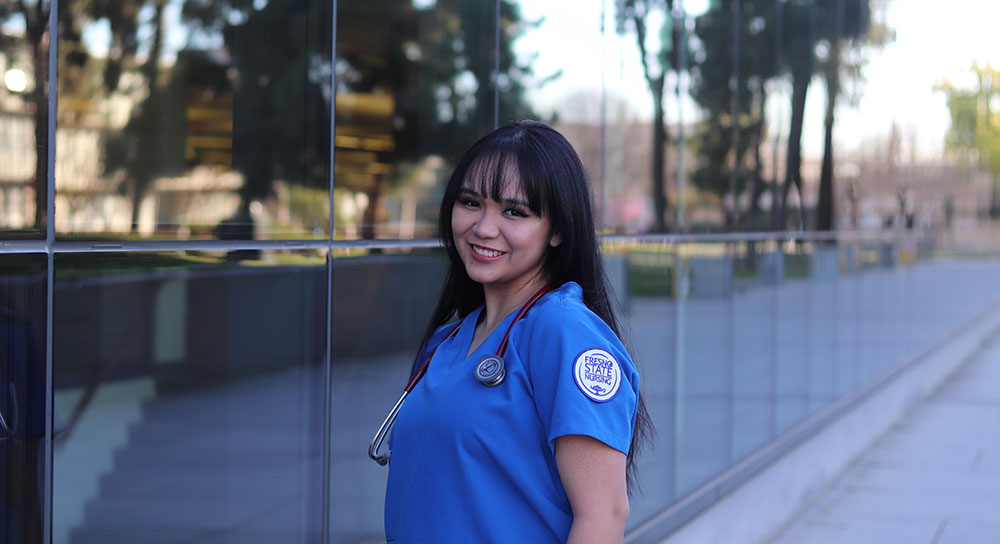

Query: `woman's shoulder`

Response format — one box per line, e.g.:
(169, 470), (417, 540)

(533, 281), (586, 313)
(525, 282), (622, 347)
(519, 281), (638, 395)
(530, 282), (596, 323)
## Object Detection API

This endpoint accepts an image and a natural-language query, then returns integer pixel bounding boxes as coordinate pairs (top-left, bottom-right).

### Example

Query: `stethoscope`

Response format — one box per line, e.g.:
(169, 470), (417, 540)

(0, 383), (15, 441)
(368, 285), (552, 465)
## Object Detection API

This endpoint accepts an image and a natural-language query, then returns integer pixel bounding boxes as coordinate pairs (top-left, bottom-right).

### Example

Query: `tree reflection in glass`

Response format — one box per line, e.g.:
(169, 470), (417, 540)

(0, 1), (48, 237)
(334, 0), (538, 240)
(55, 0), (332, 240)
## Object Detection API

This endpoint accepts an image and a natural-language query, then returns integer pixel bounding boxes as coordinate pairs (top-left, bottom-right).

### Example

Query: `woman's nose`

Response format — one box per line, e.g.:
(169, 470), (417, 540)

(473, 209), (500, 238)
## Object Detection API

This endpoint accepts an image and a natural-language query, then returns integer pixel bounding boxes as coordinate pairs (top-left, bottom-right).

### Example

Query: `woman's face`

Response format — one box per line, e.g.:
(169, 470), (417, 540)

(451, 174), (560, 294)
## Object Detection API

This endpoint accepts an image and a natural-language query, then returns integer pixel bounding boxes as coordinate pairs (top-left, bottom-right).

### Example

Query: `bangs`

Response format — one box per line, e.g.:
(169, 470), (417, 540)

(460, 143), (550, 217)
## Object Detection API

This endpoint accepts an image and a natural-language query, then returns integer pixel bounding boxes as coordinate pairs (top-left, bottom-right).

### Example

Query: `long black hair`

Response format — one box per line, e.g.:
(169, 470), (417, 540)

(418, 120), (652, 490)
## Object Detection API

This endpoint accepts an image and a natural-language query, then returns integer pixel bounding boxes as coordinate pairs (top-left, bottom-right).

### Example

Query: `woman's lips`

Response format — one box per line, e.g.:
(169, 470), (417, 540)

(470, 243), (505, 261)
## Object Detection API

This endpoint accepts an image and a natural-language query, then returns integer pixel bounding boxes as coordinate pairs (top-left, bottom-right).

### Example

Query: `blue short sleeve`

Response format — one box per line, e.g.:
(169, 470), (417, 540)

(519, 284), (639, 455)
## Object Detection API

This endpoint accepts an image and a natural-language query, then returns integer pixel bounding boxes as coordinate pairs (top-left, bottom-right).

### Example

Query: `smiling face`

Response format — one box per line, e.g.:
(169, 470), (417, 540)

(450, 166), (560, 296)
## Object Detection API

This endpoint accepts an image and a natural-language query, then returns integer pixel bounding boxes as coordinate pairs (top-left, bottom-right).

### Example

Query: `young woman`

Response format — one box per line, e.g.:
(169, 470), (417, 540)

(380, 121), (651, 543)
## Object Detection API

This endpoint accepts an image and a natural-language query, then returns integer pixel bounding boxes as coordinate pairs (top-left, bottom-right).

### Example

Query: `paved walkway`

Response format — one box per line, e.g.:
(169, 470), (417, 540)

(770, 330), (1000, 544)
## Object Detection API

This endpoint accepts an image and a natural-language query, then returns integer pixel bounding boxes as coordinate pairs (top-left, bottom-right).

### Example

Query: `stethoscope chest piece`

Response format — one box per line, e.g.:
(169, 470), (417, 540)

(474, 355), (505, 387)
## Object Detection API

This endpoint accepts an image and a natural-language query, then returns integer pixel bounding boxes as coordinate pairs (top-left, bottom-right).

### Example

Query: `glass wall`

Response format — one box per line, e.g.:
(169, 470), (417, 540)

(51, 252), (327, 542)
(1, 254), (47, 543)
(334, 0), (496, 240)
(4, 0), (1000, 543)
(615, 234), (1000, 530)
(54, 0), (331, 240)
(0, 1), (49, 238)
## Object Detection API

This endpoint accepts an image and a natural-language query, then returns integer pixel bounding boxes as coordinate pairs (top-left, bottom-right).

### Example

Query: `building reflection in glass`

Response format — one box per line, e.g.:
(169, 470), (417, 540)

(0, 2), (49, 238)
(53, 0), (331, 240)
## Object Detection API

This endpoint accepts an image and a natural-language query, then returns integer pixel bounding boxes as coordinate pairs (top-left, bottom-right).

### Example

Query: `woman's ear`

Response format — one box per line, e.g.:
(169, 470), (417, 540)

(549, 232), (562, 248)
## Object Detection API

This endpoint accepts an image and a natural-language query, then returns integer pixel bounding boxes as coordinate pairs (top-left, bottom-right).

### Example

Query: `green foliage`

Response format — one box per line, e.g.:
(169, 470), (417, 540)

(937, 64), (1000, 217)
(690, 0), (778, 203)
(938, 65), (1000, 173)
(336, 0), (538, 162)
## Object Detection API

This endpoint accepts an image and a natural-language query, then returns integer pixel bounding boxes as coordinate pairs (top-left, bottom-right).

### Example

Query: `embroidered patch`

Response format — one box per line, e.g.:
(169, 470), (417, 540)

(573, 348), (622, 403)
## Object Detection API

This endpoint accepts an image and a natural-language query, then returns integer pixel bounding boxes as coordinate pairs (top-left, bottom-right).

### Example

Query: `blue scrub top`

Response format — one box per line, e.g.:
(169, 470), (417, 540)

(384, 282), (639, 543)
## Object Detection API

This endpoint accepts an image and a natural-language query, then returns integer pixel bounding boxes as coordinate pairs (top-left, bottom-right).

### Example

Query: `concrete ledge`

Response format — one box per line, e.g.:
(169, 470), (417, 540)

(625, 295), (1000, 544)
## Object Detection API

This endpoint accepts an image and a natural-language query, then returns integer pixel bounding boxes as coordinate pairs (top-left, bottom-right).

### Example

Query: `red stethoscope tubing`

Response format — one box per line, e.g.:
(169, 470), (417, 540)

(368, 285), (552, 465)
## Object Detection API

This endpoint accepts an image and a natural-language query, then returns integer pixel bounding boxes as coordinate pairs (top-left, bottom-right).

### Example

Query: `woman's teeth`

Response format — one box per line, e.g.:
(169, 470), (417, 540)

(473, 245), (503, 258)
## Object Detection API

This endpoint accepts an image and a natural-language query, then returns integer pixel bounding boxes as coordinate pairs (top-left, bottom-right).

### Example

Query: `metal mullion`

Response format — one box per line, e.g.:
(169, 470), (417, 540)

(321, 0), (338, 541)
(44, 0), (59, 541)
(494, 0), (500, 129)
(0, 241), (47, 253)
(21, 230), (931, 255)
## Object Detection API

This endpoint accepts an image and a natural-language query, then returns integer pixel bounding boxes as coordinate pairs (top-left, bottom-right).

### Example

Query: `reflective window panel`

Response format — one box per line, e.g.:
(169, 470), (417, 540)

(501, 1), (622, 231)
(328, 247), (446, 543)
(730, 240), (778, 461)
(0, 1), (49, 238)
(52, 251), (327, 543)
(773, 242), (810, 434)
(673, 242), (732, 496)
(55, 1), (332, 240)
(1, 253), (47, 543)
(835, 241), (863, 396)
(615, 241), (676, 528)
(334, 0), (496, 240)
(804, 242), (839, 415)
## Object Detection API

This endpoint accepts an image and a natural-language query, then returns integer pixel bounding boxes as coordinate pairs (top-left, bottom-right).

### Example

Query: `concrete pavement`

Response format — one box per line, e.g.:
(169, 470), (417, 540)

(769, 330), (1000, 544)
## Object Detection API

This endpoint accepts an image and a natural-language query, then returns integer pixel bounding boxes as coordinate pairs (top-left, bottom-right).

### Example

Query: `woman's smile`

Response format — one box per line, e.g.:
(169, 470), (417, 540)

(470, 243), (506, 260)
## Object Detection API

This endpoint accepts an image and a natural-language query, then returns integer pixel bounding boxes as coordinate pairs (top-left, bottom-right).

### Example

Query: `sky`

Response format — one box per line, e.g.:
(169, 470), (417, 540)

(513, 0), (1000, 161)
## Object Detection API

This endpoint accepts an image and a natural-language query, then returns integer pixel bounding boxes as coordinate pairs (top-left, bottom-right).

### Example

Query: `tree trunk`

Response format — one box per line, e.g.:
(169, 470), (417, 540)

(361, 174), (384, 240)
(776, 68), (810, 230)
(991, 173), (1000, 219)
(130, 0), (167, 233)
(129, 178), (146, 233)
(26, 2), (48, 232)
(651, 78), (669, 233)
(32, 43), (48, 232)
(817, 46), (841, 232)
(747, 87), (767, 230)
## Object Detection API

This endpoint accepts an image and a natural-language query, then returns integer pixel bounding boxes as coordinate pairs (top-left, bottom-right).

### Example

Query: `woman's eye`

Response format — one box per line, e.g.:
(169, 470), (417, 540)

(505, 208), (528, 218)
(459, 198), (480, 208)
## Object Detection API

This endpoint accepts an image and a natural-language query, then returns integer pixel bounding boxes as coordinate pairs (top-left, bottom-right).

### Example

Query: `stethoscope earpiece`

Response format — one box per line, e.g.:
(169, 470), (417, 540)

(474, 355), (505, 387)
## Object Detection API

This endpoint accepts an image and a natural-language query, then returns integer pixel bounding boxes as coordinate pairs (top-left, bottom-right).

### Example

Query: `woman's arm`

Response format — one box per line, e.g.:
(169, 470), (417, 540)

(555, 434), (630, 544)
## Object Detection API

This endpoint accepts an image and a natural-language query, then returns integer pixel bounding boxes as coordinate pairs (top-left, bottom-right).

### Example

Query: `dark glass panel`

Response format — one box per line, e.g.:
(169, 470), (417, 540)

(673, 242), (732, 495)
(1, 254), (47, 543)
(55, 1), (331, 240)
(773, 242), (809, 433)
(52, 251), (326, 543)
(805, 242), (839, 413)
(334, 0), (496, 240)
(0, 1), (49, 238)
(730, 240), (777, 460)
(617, 241), (676, 527)
(328, 247), (446, 543)
(835, 241), (863, 395)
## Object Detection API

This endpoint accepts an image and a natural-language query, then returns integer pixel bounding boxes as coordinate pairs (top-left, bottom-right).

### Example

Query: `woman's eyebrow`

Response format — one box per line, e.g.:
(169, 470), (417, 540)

(460, 187), (529, 209)
(502, 196), (531, 209)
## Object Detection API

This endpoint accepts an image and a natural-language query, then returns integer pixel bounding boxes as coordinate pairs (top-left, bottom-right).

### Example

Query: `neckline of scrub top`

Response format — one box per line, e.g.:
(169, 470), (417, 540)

(454, 305), (519, 364)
